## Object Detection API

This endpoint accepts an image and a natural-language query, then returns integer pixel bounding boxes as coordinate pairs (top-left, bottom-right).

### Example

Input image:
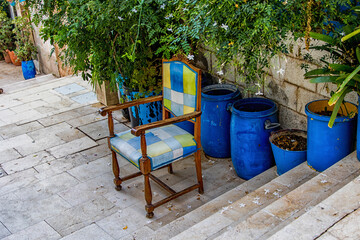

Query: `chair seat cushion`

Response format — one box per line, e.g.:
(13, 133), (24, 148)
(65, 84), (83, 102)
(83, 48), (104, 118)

(110, 124), (198, 170)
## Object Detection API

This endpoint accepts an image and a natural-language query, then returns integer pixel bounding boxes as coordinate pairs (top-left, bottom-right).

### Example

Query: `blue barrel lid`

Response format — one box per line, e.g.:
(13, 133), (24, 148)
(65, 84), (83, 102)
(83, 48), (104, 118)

(305, 99), (357, 123)
(232, 97), (278, 118)
(202, 84), (241, 101)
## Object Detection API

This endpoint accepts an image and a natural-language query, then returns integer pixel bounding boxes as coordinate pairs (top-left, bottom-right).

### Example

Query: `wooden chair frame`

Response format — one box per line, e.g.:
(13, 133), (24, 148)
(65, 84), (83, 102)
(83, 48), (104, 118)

(99, 56), (203, 218)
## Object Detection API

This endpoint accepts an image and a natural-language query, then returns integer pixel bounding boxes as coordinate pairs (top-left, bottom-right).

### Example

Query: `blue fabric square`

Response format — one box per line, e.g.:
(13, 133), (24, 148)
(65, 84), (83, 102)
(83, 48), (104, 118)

(170, 62), (184, 92)
(164, 87), (171, 100)
(126, 137), (142, 150)
(144, 133), (162, 145)
(183, 93), (196, 108)
(171, 102), (183, 117)
(163, 137), (183, 151)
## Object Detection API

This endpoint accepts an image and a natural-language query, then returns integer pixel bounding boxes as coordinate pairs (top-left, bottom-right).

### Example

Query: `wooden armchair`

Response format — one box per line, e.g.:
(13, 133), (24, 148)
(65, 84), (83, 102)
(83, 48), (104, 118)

(99, 57), (203, 218)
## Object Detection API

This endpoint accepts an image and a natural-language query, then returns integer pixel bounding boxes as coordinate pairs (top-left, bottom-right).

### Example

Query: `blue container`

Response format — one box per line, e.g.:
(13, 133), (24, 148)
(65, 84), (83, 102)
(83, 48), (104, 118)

(201, 84), (242, 158)
(123, 86), (162, 127)
(305, 99), (357, 171)
(21, 60), (36, 80)
(269, 129), (307, 175)
(357, 96), (360, 161)
(230, 98), (280, 180)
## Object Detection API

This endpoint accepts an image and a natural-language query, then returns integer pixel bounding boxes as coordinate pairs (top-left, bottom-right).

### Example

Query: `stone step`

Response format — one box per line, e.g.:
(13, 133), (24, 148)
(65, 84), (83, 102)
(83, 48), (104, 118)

(149, 166), (279, 240)
(2, 74), (57, 93)
(170, 160), (318, 240)
(267, 155), (360, 239)
(210, 151), (360, 240)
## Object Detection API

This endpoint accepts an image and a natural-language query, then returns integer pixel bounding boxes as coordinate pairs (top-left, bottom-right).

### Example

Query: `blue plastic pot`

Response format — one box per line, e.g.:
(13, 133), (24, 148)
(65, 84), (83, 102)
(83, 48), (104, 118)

(123, 86), (162, 127)
(21, 60), (36, 80)
(269, 129), (307, 175)
(305, 99), (357, 171)
(230, 98), (280, 180)
(201, 84), (242, 158)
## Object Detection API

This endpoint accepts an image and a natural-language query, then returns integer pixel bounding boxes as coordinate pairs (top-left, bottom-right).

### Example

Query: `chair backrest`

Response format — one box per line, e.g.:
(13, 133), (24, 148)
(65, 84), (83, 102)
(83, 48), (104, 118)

(162, 57), (201, 123)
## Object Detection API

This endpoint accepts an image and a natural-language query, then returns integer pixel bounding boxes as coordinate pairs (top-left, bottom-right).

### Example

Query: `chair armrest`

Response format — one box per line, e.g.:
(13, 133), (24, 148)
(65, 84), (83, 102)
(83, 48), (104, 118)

(99, 95), (163, 116)
(131, 111), (201, 137)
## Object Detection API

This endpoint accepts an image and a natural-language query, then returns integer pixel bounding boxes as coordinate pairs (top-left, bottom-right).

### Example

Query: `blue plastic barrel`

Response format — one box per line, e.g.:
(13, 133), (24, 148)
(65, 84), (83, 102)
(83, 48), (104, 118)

(201, 84), (242, 158)
(230, 98), (280, 180)
(305, 99), (357, 171)
(269, 129), (307, 175)
(123, 86), (162, 127)
(21, 60), (36, 80)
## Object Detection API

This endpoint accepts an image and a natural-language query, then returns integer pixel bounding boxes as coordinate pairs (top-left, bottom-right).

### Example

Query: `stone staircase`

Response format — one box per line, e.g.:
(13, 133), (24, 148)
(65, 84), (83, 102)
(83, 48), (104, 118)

(140, 152), (360, 240)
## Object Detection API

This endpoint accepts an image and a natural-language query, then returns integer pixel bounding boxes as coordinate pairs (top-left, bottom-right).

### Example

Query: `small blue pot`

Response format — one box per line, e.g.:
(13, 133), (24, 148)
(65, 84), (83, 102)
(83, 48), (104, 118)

(269, 129), (307, 175)
(21, 60), (36, 80)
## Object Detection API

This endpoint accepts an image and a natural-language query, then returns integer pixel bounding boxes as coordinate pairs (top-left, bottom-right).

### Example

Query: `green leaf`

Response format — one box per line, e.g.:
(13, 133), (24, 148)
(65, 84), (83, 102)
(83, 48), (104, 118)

(356, 47), (360, 63)
(304, 68), (332, 78)
(309, 32), (336, 45)
(329, 64), (354, 72)
(341, 28), (360, 42)
(309, 76), (339, 83)
(328, 87), (352, 128)
(336, 65), (360, 93)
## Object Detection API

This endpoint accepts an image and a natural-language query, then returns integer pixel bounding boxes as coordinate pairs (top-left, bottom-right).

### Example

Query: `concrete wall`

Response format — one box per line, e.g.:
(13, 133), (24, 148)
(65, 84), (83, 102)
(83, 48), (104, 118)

(194, 39), (358, 131)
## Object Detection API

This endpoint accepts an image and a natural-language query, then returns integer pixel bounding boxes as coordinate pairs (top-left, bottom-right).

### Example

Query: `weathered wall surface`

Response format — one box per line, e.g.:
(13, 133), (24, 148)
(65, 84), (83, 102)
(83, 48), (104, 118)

(195, 40), (358, 131)
(31, 22), (60, 77)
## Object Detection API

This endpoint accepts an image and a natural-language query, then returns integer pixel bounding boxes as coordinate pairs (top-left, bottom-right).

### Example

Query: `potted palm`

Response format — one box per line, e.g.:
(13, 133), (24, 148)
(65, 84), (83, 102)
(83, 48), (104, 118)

(0, 10), (13, 64)
(12, 14), (37, 79)
(304, 7), (360, 169)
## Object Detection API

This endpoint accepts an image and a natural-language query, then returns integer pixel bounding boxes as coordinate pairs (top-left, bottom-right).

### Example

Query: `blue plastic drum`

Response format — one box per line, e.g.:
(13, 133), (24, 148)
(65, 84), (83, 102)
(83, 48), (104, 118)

(305, 99), (357, 171)
(201, 84), (242, 158)
(21, 60), (36, 80)
(230, 98), (280, 180)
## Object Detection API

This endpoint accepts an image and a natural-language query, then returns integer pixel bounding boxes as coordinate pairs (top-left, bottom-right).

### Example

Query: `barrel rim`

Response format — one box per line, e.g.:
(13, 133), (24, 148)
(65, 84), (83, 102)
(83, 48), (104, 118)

(305, 99), (357, 123)
(201, 84), (241, 101)
(232, 97), (278, 118)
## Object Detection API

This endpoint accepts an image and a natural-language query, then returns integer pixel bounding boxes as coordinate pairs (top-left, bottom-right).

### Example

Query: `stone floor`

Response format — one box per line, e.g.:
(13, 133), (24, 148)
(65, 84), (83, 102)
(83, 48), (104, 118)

(0, 61), (244, 239)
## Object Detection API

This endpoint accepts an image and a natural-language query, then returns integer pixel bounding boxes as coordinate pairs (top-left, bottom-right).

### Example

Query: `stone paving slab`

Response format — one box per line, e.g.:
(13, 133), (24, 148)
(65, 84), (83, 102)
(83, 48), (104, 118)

(1, 221), (61, 240)
(0, 222), (11, 239)
(1, 151), (54, 174)
(0, 121), (43, 140)
(77, 119), (130, 141)
(48, 136), (98, 159)
(60, 224), (115, 240)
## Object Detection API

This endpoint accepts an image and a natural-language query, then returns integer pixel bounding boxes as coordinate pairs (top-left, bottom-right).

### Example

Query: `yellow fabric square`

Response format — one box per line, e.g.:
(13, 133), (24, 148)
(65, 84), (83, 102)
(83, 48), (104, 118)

(163, 63), (171, 89)
(119, 132), (135, 141)
(184, 105), (195, 114)
(146, 141), (172, 157)
(174, 134), (196, 147)
(164, 98), (171, 110)
(183, 66), (196, 95)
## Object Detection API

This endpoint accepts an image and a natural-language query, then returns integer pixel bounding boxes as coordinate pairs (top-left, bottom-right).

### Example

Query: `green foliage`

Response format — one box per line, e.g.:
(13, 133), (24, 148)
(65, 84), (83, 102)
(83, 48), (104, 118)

(305, 9), (360, 127)
(0, 9), (13, 53)
(12, 14), (37, 61)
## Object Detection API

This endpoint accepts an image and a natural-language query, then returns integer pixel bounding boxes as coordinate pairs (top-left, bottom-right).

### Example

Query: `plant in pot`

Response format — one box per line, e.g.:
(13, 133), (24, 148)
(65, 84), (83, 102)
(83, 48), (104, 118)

(304, 7), (360, 170)
(0, 10), (13, 64)
(12, 14), (37, 79)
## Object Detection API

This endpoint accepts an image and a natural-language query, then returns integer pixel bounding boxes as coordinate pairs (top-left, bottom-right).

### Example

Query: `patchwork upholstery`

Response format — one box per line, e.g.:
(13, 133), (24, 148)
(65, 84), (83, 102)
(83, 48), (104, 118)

(163, 61), (198, 122)
(110, 124), (198, 170)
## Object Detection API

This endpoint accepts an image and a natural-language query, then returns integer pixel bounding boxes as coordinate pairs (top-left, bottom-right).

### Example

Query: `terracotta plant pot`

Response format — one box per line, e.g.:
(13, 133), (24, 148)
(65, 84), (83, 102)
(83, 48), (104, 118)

(6, 50), (21, 66)
(3, 52), (11, 63)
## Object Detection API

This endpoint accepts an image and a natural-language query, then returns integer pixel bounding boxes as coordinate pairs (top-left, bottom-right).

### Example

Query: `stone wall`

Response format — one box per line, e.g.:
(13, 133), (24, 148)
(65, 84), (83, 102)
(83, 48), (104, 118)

(194, 40), (358, 131)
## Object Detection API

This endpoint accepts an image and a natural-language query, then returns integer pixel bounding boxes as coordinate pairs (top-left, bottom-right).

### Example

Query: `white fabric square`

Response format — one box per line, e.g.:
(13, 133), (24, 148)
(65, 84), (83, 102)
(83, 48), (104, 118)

(171, 90), (184, 104)
(151, 128), (172, 140)
(173, 148), (183, 159)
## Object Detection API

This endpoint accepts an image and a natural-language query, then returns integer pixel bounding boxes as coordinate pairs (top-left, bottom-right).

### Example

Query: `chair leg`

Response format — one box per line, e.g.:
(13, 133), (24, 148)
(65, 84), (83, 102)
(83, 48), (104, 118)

(144, 173), (154, 218)
(168, 163), (173, 174)
(195, 150), (204, 194)
(111, 151), (122, 191)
